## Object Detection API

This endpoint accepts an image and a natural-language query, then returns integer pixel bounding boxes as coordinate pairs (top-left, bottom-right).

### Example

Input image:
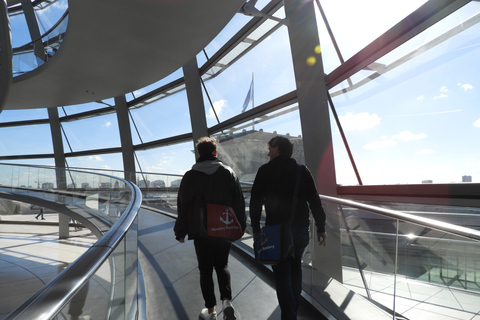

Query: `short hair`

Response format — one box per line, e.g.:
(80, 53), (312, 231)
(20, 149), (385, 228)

(196, 136), (217, 157)
(268, 136), (293, 157)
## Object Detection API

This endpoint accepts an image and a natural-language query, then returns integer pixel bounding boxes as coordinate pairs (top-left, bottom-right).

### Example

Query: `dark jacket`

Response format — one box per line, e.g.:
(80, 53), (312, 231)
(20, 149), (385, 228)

(174, 155), (246, 240)
(250, 155), (326, 235)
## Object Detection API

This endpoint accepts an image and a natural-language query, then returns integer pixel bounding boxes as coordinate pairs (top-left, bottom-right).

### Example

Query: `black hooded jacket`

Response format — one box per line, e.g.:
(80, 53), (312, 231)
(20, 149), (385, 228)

(250, 155), (326, 235)
(174, 154), (246, 240)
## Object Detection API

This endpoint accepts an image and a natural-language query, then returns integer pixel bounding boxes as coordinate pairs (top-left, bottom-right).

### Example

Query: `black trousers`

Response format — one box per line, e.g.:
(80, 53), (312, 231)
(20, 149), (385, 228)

(194, 237), (233, 308)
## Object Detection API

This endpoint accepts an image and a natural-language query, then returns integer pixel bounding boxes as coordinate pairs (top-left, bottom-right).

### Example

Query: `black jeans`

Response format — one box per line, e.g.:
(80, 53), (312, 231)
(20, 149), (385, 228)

(272, 226), (310, 320)
(194, 237), (233, 308)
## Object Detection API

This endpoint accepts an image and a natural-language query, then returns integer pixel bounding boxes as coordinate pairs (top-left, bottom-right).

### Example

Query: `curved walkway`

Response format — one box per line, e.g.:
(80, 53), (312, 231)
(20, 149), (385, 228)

(138, 208), (325, 320)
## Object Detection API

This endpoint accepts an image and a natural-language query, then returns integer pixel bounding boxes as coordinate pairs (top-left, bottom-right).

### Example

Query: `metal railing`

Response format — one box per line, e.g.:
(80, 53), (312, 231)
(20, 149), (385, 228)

(320, 194), (480, 319)
(0, 164), (143, 320)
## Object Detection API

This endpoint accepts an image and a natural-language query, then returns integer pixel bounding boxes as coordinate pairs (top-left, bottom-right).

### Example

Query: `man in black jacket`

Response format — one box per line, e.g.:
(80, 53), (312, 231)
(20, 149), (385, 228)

(174, 137), (246, 320)
(250, 136), (327, 320)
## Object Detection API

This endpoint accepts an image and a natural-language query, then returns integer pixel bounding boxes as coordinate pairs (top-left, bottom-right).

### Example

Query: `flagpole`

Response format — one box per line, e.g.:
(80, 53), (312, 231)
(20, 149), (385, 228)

(252, 72), (255, 131)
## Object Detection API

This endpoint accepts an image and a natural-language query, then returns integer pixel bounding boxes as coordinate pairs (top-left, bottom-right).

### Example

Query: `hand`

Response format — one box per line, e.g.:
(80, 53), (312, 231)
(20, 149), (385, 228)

(177, 237), (185, 243)
(317, 232), (327, 246)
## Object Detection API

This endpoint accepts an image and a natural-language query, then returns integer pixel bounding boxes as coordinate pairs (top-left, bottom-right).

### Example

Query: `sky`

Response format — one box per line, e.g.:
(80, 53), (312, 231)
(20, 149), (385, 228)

(2, 0), (480, 186)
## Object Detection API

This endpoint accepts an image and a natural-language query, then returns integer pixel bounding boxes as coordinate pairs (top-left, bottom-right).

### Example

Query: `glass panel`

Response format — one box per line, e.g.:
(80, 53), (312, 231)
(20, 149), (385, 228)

(128, 69), (184, 103)
(329, 3), (480, 186)
(0, 124), (53, 156)
(319, 196), (480, 320)
(320, 0), (427, 61)
(61, 114), (121, 152)
(9, 11), (30, 48)
(204, 26), (296, 127)
(34, 0), (69, 34)
(60, 101), (114, 117)
(134, 142), (194, 176)
(129, 92), (191, 144)
(0, 109), (48, 122)
(66, 153), (125, 172)
(339, 208), (397, 313)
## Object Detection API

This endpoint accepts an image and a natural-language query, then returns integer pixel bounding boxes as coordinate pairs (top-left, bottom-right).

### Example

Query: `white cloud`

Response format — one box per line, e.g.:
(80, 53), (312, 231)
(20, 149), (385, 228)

(148, 155), (175, 171)
(105, 121), (112, 127)
(339, 112), (381, 131)
(474, 119), (480, 127)
(416, 149), (434, 155)
(392, 131), (427, 141)
(439, 86), (448, 93)
(364, 131), (426, 150)
(434, 93), (448, 100)
(417, 95), (425, 100)
(207, 99), (228, 119)
(101, 165), (111, 170)
(364, 136), (396, 150)
(86, 156), (104, 161)
(458, 83), (473, 91)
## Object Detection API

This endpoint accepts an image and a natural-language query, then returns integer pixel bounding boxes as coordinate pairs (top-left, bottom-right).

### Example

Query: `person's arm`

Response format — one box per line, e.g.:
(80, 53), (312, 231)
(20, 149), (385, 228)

(304, 166), (327, 244)
(317, 232), (327, 246)
(174, 175), (189, 242)
(233, 176), (246, 232)
(250, 167), (266, 237)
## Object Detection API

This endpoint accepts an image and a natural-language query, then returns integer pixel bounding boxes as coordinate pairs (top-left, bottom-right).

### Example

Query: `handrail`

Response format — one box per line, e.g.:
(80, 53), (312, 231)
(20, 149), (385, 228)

(320, 194), (480, 242)
(5, 178), (143, 320)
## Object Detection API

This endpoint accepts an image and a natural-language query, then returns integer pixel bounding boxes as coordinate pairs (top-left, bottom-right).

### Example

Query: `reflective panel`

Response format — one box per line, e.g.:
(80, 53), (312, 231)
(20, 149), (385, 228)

(66, 153), (124, 172)
(320, 0), (427, 61)
(329, 2), (480, 185)
(204, 26), (296, 127)
(61, 114), (121, 152)
(0, 124), (53, 156)
(129, 92), (191, 144)
(134, 141), (195, 176)
(0, 109), (48, 122)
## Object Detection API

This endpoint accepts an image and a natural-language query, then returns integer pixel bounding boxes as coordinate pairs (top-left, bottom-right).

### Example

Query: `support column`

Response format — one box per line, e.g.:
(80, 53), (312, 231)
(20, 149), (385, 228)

(284, 0), (342, 283)
(183, 57), (208, 156)
(21, 0), (45, 64)
(0, 0), (12, 113)
(48, 107), (69, 239)
(114, 95), (136, 182)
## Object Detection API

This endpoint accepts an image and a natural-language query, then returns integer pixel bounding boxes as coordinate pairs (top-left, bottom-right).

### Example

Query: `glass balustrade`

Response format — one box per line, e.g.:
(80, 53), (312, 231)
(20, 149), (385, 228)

(322, 197), (480, 320)
(0, 163), (141, 320)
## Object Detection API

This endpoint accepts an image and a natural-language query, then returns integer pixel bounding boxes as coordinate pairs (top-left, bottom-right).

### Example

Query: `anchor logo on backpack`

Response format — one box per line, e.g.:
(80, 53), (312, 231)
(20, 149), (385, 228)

(220, 208), (234, 225)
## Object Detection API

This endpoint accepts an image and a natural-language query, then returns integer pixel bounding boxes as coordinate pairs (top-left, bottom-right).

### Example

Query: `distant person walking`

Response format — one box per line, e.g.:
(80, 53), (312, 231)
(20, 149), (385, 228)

(250, 136), (327, 320)
(35, 207), (45, 220)
(174, 137), (246, 320)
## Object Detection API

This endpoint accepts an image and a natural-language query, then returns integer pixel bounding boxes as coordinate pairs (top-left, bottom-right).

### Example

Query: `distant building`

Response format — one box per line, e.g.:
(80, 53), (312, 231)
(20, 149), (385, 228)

(462, 175), (472, 182)
(42, 182), (54, 189)
(422, 180), (433, 184)
(171, 179), (182, 187)
(152, 180), (165, 188)
(216, 130), (304, 183)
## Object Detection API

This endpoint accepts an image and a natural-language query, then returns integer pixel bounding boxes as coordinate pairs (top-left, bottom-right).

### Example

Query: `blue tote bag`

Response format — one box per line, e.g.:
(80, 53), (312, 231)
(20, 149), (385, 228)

(254, 223), (294, 265)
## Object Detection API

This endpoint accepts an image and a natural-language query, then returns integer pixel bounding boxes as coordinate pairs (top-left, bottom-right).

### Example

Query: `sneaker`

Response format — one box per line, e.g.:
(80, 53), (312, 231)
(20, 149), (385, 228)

(222, 300), (236, 320)
(199, 308), (217, 320)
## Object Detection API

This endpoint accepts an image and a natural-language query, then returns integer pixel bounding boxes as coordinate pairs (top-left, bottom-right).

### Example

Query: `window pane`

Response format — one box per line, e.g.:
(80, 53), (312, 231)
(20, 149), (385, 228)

(204, 26), (296, 127)
(61, 114), (120, 152)
(129, 91), (191, 144)
(0, 124), (52, 156)
(330, 3), (480, 185)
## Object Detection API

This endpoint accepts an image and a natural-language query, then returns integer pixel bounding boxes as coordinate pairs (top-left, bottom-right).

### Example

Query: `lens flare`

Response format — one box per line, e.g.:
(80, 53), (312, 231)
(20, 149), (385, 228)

(315, 45), (321, 54)
(306, 56), (316, 66)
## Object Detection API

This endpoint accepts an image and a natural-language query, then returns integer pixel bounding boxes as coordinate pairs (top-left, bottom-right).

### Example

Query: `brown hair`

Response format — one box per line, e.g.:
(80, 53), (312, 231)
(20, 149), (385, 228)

(196, 137), (217, 157)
